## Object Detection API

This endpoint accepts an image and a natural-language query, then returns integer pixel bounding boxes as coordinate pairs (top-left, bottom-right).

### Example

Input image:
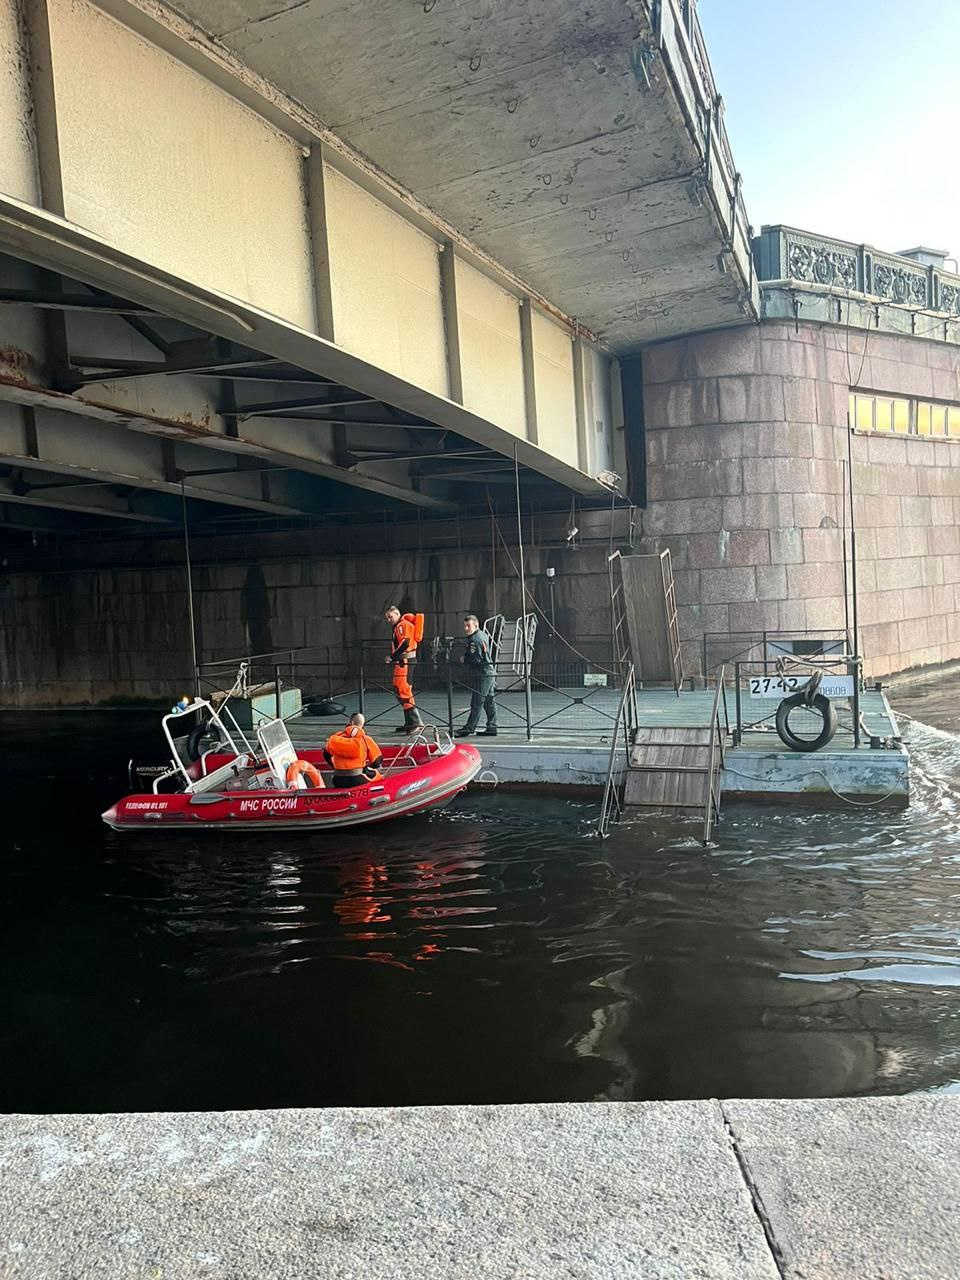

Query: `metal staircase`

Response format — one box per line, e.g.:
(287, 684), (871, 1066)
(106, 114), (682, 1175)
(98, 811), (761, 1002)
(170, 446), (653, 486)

(598, 668), (728, 844)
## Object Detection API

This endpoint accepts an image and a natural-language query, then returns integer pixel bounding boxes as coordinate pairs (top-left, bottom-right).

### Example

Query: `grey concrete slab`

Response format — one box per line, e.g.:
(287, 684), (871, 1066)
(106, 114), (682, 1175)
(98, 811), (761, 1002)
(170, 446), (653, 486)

(724, 1097), (960, 1280)
(0, 1103), (778, 1280)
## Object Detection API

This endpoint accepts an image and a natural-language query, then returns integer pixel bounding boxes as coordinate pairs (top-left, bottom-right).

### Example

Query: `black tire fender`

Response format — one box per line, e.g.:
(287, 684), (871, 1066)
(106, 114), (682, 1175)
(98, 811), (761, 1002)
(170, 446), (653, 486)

(186, 723), (207, 762)
(775, 691), (838, 752)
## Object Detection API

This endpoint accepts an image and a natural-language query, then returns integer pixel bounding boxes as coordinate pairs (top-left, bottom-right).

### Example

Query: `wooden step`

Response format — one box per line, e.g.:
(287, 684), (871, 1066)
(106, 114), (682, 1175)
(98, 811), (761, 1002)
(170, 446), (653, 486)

(624, 723), (715, 810)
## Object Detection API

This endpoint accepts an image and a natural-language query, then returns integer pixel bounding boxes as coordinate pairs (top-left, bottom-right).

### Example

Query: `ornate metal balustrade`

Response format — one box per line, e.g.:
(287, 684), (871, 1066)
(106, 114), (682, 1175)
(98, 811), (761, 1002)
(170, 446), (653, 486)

(754, 225), (960, 318)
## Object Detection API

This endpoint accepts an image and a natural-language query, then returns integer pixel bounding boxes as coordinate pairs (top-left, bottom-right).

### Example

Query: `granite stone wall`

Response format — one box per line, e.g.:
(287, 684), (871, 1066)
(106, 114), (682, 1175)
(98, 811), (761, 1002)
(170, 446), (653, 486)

(0, 541), (617, 707)
(641, 320), (960, 678)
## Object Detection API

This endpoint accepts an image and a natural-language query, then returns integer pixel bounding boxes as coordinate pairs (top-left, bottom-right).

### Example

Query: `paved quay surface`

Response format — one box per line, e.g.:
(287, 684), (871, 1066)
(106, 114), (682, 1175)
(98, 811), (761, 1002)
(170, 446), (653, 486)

(1, 1098), (957, 1278)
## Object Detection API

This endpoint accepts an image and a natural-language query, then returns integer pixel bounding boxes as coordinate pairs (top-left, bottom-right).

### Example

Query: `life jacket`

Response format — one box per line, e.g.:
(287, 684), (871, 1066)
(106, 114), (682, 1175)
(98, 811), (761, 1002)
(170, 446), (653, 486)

(393, 612), (424, 658)
(326, 726), (379, 774)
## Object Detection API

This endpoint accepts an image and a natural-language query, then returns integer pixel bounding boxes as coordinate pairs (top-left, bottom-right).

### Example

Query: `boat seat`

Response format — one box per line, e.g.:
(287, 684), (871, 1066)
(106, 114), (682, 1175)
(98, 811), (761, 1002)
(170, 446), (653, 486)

(187, 754), (250, 794)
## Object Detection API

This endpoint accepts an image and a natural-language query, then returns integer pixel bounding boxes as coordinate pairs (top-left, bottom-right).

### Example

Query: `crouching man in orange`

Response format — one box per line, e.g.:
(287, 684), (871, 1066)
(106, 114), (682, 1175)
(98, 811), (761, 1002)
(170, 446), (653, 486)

(323, 713), (383, 788)
(384, 604), (425, 734)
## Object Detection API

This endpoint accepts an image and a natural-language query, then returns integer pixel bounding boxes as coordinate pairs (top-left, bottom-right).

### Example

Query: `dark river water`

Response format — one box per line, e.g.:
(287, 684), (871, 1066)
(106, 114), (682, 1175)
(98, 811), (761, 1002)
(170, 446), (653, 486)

(3, 674), (960, 1112)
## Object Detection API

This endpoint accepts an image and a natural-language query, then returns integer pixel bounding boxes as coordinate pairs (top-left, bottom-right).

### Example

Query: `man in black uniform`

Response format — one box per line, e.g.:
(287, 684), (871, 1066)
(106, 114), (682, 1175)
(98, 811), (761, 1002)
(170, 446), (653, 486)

(455, 614), (498, 737)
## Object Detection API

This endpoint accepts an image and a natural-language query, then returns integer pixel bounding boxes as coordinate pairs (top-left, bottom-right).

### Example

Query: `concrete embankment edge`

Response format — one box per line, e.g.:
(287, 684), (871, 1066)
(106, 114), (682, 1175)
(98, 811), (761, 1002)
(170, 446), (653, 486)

(1, 1097), (957, 1278)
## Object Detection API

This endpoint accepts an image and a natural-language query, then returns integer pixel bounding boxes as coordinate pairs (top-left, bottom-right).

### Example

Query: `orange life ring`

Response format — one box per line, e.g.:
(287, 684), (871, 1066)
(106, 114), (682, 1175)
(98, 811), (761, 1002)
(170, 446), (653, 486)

(286, 759), (324, 789)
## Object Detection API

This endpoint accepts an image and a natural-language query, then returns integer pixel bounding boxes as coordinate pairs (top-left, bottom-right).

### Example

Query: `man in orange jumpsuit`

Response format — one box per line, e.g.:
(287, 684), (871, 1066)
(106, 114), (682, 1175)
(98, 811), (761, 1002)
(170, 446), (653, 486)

(323, 713), (383, 788)
(384, 604), (424, 733)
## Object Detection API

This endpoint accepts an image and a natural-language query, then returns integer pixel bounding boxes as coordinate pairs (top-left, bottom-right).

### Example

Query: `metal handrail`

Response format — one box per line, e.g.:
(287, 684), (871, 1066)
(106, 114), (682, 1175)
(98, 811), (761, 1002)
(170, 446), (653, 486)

(597, 663), (637, 838)
(703, 666), (727, 845)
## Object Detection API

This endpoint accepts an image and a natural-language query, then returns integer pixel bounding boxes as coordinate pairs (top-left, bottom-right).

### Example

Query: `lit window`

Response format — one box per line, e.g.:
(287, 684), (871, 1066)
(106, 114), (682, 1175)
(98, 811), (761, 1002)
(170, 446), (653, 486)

(855, 396), (874, 431)
(892, 399), (910, 433)
(875, 398), (893, 432)
(932, 405), (947, 435)
(918, 403), (931, 435)
(949, 408), (960, 438)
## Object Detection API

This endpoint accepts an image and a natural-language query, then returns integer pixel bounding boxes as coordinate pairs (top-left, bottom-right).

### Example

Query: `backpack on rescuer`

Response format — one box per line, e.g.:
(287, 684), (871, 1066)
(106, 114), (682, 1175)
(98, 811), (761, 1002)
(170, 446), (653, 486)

(403, 612), (425, 645)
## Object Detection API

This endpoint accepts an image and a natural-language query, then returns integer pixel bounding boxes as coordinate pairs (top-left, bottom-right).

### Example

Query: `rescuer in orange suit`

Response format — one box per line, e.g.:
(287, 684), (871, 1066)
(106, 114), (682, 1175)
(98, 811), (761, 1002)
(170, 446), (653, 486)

(384, 604), (425, 733)
(323, 713), (383, 788)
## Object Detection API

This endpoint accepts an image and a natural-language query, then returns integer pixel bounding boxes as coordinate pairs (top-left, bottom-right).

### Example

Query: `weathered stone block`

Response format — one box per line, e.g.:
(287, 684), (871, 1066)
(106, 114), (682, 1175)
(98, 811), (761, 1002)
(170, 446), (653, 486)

(874, 525), (927, 560)
(688, 327), (761, 378)
(931, 367), (960, 398)
(676, 602), (730, 641)
(741, 457), (778, 493)
(930, 495), (955, 526)
(811, 423), (846, 460)
(774, 457), (817, 493)
(858, 494), (901, 528)
(875, 557), (922, 592)
(851, 461), (884, 497)
(686, 534), (725, 570)
(769, 528), (804, 564)
(930, 525), (960, 555)
(727, 600), (781, 631)
(875, 356), (934, 398)
(786, 561), (844, 599)
(866, 435), (907, 467)
(811, 459), (845, 495)
(725, 530), (771, 567)
(917, 466), (948, 496)
(763, 421), (815, 459)
(646, 459), (743, 502)
(928, 612), (949, 646)
(782, 377), (819, 423)
(646, 428), (700, 466)
(642, 338), (688, 384)
(898, 616), (931, 651)
(673, 569), (701, 606)
(759, 337), (817, 378)
(722, 493), (794, 531)
(643, 498), (724, 535)
(900, 495), (933, 527)
(862, 620), (901, 659)
(718, 374), (785, 423)
(720, 424), (760, 459)
(792, 492), (842, 528)
(778, 598), (807, 631)
(856, 560), (878, 594)
(644, 379), (719, 429)
(802, 528), (844, 563)
(905, 438), (939, 468)
(756, 563), (787, 600)
(804, 595), (845, 630)
(698, 565), (758, 605)
(925, 341), (960, 370)
(860, 589), (905, 625)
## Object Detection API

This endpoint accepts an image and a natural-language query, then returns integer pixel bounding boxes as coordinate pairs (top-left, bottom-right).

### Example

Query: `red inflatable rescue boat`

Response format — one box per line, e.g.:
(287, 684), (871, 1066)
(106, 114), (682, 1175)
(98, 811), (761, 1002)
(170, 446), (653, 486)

(102, 698), (482, 832)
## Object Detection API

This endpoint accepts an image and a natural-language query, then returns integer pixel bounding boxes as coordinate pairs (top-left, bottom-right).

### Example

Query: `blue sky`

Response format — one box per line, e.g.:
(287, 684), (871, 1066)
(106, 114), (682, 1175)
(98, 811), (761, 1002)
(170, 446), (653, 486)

(698, 0), (960, 261)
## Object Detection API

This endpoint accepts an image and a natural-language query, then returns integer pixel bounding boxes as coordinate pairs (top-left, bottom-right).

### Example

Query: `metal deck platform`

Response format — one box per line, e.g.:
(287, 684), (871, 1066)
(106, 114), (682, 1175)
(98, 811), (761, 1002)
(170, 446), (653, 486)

(285, 685), (909, 805)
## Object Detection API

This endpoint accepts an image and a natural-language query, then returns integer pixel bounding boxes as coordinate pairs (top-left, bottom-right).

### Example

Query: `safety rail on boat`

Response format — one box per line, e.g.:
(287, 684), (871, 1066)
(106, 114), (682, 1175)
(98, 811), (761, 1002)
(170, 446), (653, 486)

(153, 696), (254, 794)
(381, 723), (453, 775)
(596, 663), (638, 839)
(703, 666), (729, 846)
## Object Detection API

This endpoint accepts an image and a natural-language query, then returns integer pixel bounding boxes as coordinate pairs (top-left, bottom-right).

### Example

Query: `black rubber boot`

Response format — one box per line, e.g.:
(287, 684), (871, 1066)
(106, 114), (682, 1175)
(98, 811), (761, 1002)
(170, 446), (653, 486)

(395, 707), (423, 733)
(455, 725), (477, 738)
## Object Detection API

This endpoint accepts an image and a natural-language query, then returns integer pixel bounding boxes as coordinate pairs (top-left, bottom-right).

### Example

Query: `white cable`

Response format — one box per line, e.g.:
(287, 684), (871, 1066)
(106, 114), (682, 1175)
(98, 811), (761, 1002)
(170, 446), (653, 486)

(721, 762), (905, 808)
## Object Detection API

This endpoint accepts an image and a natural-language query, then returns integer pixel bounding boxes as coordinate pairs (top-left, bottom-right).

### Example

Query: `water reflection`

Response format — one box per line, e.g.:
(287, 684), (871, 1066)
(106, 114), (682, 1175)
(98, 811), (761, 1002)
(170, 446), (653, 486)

(2, 683), (960, 1110)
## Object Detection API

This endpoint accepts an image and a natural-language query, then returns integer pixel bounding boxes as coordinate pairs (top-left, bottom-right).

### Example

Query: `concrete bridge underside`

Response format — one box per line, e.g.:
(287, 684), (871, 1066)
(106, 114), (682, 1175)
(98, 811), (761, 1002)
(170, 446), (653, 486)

(0, 0), (754, 532)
